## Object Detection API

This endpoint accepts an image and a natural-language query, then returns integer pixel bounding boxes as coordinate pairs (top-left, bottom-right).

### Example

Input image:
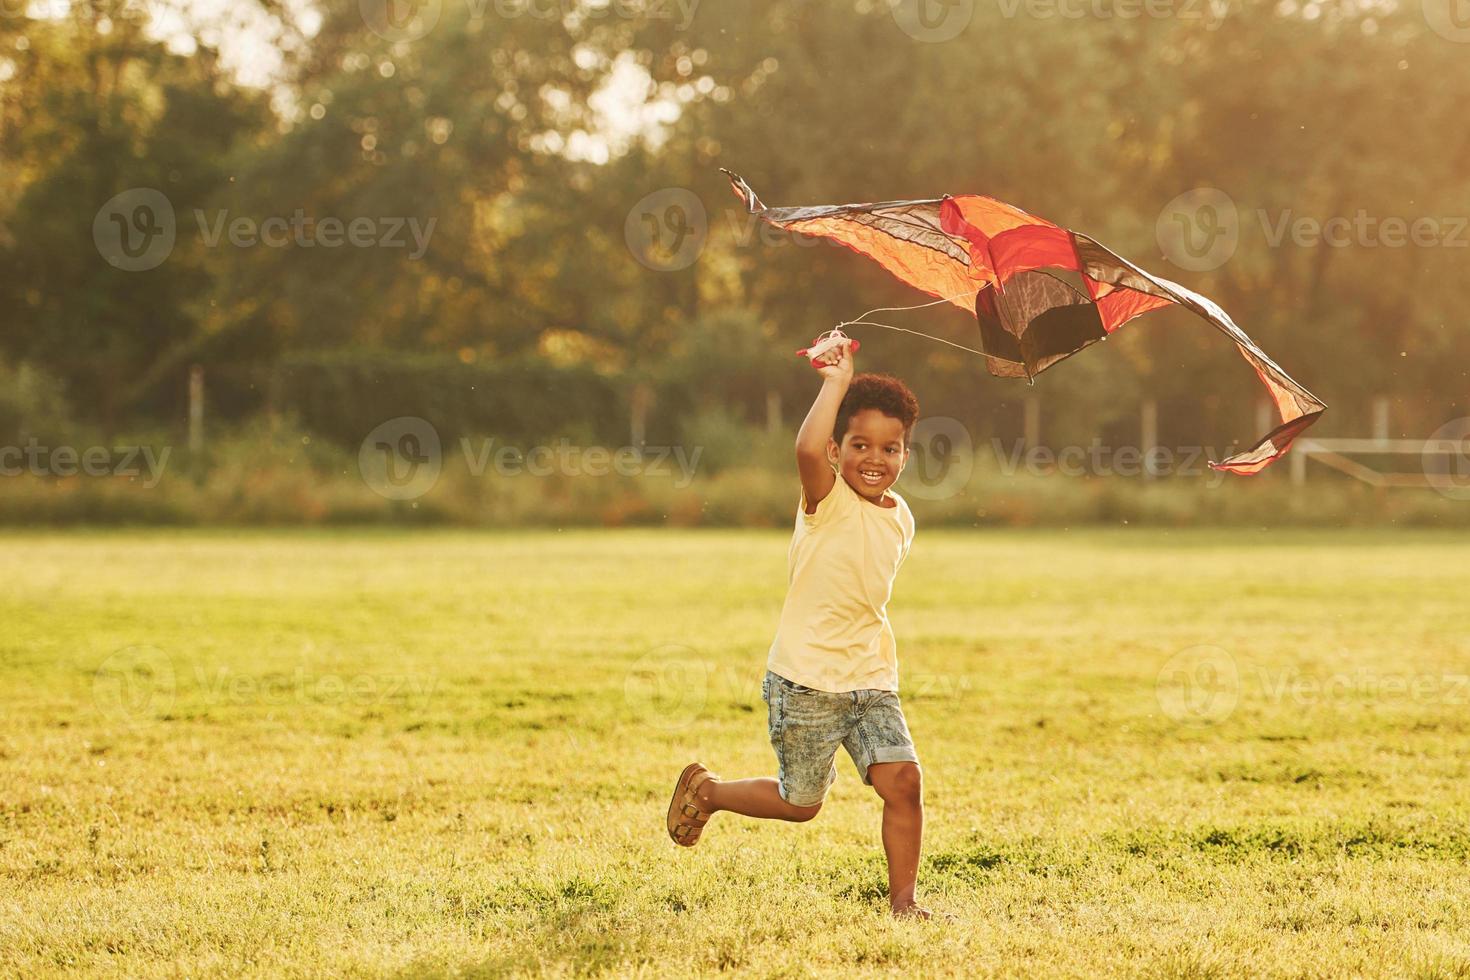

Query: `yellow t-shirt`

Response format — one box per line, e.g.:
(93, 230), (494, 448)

(766, 473), (916, 693)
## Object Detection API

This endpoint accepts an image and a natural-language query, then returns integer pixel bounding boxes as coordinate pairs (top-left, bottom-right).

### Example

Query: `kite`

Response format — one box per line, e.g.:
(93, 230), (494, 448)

(721, 169), (1326, 475)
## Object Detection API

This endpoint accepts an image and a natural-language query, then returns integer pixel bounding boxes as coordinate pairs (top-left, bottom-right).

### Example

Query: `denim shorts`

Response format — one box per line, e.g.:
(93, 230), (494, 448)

(761, 670), (919, 807)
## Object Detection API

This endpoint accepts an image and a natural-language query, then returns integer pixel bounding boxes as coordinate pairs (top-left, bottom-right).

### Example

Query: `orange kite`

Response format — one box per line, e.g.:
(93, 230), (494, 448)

(723, 169), (1325, 475)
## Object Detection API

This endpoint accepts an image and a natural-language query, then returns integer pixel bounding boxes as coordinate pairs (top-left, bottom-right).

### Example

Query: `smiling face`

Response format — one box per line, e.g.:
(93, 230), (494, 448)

(827, 407), (911, 502)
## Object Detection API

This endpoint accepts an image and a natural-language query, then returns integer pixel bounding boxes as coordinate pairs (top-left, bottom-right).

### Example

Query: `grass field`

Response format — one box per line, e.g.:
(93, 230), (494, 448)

(4, 528), (1470, 977)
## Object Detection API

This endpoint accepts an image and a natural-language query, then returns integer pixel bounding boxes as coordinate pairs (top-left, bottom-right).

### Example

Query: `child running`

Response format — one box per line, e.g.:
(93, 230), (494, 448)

(665, 338), (933, 919)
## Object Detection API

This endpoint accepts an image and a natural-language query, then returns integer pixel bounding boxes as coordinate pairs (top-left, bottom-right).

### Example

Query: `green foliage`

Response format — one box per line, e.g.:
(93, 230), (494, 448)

(2, 416), (1467, 527)
(0, 8), (272, 422)
(0, 360), (78, 446)
(270, 349), (624, 446)
(2, 0), (1467, 511)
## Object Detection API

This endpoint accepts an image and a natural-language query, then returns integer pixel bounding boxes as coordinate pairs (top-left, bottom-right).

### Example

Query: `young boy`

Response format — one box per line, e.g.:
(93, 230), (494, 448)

(665, 339), (933, 919)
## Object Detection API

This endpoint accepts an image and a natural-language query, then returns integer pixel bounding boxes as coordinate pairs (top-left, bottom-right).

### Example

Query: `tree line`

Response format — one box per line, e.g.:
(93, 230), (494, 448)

(1, 0), (1466, 452)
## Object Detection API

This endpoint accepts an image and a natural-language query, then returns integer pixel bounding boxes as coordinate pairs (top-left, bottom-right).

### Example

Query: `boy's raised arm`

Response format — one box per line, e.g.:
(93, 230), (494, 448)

(794, 340), (854, 514)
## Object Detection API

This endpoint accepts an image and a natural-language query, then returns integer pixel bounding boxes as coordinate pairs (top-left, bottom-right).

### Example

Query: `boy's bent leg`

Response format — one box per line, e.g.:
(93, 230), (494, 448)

(868, 761), (925, 916)
(697, 776), (822, 822)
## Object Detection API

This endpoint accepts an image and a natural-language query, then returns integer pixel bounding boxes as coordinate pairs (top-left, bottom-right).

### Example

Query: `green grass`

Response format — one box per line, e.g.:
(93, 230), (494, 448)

(4, 528), (1470, 977)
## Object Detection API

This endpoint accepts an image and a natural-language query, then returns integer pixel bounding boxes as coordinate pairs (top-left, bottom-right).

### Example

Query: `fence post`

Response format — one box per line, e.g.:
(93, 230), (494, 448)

(1255, 399), (1273, 442)
(1372, 396), (1389, 445)
(766, 389), (782, 436)
(1141, 399), (1158, 479)
(630, 383), (653, 451)
(1023, 395), (1040, 450)
(188, 364), (205, 453)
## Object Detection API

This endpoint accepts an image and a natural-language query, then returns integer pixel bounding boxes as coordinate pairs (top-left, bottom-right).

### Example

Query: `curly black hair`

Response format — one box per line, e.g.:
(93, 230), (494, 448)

(833, 373), (920, 444)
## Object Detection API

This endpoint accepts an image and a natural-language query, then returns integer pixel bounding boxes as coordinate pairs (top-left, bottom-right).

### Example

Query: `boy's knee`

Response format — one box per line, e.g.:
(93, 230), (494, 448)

(874, 762), (922, 806)
(787, 800), (823, 822)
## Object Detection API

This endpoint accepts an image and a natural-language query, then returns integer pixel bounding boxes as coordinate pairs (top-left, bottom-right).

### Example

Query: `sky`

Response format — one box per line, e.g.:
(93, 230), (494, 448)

(18, 0), (679, 159)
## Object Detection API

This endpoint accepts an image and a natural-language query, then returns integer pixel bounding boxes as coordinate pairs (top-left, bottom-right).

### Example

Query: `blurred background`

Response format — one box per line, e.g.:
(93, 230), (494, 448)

(1, 0), (1467, 527)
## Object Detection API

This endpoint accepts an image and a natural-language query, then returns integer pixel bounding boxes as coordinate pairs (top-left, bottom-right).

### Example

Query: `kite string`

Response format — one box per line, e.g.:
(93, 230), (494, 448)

(838, 293), (967, 324)
(837, 319), (990, 357)
(833, 291), (991, 358)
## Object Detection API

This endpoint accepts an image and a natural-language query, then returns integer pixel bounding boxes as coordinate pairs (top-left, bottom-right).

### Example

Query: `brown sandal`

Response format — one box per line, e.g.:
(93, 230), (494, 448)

(666, 762), (716, 847)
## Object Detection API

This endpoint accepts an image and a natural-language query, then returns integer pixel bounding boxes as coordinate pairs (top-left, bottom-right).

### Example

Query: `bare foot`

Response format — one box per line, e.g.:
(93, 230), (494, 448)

(891, 902), (954, 921)
(890, 902), (932, 920)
